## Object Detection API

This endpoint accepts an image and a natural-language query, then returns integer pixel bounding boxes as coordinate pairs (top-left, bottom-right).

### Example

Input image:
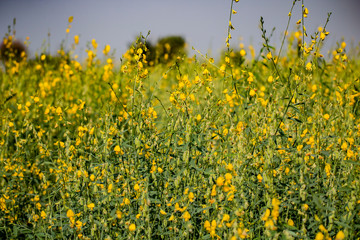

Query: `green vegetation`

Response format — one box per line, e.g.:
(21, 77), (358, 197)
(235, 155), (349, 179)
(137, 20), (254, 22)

(0, 1), (359, 239)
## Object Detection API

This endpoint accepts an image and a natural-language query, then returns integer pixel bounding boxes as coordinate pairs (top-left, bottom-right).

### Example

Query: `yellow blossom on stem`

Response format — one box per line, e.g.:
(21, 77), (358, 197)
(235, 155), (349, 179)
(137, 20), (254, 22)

(261, 209), (270, 221)
(182, 211), (191, 221)
(216, 176), (224, 186)
(306, 62), (312, 71)
(103, 45), (111, 55)
(335, 230), (345, 240)
(288, 219), (294, 226)
(87, 203), (95, 211)
(129, 223), (136, 232)
(74, 35), (79, 45)
(315, 232), (324, 240)
(266, 51), (272, 60)
(67, 209), (75, 218)
(114, 145), (124, 155)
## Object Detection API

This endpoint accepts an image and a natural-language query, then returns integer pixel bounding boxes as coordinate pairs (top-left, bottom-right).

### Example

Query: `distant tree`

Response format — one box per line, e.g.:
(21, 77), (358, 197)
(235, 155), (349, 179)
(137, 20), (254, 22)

(0, 38), (27, 63)
(1, 18), (28, 64)
(124, 35), (187, 66)
(156, 36), (186, 64)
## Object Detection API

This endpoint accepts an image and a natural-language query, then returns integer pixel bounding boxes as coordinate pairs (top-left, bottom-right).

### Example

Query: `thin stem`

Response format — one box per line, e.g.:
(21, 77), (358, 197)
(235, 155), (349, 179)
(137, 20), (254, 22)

(227, 0), (235, 53)
(260, 17), (284, 84)
(276, 0), (297, 63)
(301, 0), (305, 63)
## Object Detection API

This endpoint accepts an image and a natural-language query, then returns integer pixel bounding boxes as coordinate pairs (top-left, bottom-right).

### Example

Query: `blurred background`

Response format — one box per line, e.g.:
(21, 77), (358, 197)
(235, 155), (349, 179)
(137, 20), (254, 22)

(1, 0), (360, 61)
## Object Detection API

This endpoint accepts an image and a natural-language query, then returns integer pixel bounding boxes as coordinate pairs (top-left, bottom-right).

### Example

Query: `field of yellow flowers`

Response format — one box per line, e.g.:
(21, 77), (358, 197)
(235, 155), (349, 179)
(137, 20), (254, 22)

(1, 1), (360, 239)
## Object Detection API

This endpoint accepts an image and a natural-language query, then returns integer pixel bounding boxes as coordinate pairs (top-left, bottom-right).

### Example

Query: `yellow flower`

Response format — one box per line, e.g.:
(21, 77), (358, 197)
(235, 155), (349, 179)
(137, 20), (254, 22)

(306, 62), (312, 71)
(225, 56), (230, 64)
(56, 107), (62, 115)
(222, 214), (230, 222)
(303, 8), (308, 18)
(320, 32), (326, 40)
(211, 220), (217, 229)
(315, 232), (324, 240)
(182, 211), (191, 221)
(257, 174), (263, 183)
(240, 49), (246, 57)
(87, 203), (95, 211)
(68, 16), (74, 23)
(40, 211), (46, 219)
(347, 149), (354, 158)
(107, 183), (113, 193)
(341, 41), (346, 49)
(249, 89), (256, 97)
(216, 176), (224, 187)
(268, 76), (274, 83)
(266, 51), (272, 60)
(196, 114), (201, 121)
(116, 210), (122, 219)
(265, 219), (276, 230)
(90, 174), (95, 181)
(341, 142), (348, 151)
(323, 114), (330, 120)
(67, 209), (75, 218)
(319, 225), (327, 233)
(134, 184), (140, 191)
(335, 230), (345, 240)
(226, 163), (233, 171)
(129, 223), (136, 232)
(75, 220), (83, 231)
(33, 214), (39, 222)
(288, 219), (294, 226)
(188, 192), (195, 202)
(114, 145), (124, 155)
(204, 220), (211, 231)
(160, 210), (167, 215)
(179, 93), (186, 101)
(211, 185), (217, 196)
(123, 198), (130, 205)
(261, 209), (270, 221)
(302, 204), (309, 211)
(225, 173), (232, 182)
(325, 163), (331, 177)
(92, 39), (98, 49)
(103, 45), (111, 55)
(74, 35), (79, 45)
(272, 198), (281, 208)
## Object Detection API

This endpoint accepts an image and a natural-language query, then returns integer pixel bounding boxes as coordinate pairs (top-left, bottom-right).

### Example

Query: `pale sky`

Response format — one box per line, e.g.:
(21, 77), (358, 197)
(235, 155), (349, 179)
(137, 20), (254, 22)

(1, 0), (359, 61)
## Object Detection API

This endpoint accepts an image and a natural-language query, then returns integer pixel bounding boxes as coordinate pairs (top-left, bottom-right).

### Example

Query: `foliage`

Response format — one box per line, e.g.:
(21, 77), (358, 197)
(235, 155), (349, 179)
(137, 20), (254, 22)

(156, 36), (186, 64)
